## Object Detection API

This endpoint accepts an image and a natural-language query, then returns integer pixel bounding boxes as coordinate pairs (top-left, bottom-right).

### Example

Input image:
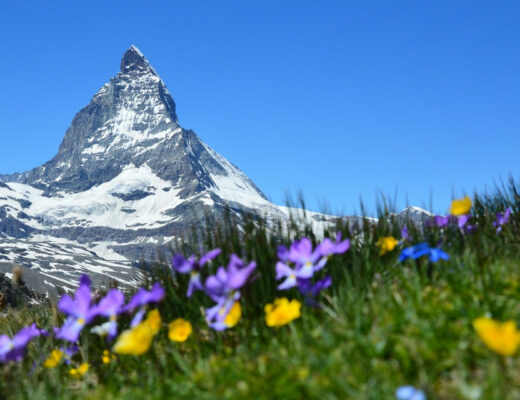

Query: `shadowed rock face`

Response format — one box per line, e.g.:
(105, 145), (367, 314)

(0, 271), (45, 307)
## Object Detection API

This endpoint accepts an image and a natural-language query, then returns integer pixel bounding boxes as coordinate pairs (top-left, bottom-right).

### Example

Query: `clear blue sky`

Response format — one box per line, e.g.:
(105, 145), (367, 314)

(0, 1), (519, 216)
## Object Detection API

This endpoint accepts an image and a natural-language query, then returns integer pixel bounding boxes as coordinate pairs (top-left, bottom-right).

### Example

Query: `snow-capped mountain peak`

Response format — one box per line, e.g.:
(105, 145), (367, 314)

(120, 45), (158, 76)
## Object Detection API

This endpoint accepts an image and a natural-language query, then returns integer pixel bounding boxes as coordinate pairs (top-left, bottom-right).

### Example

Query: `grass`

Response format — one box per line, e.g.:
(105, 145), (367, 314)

(0, 178), (519, 399)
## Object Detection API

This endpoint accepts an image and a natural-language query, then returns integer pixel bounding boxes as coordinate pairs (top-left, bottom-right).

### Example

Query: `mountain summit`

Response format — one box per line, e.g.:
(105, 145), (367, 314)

(0, 46), (284, 293)
(120, 45), (159, 75)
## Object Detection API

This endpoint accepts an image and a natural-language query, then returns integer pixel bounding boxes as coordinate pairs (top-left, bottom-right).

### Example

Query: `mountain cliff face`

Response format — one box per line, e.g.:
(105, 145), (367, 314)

(0, 46), (431, 295)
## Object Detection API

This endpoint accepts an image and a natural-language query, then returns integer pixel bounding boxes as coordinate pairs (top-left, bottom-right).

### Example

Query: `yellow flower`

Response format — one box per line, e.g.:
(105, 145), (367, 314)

(473, 317), (520, 356)
(43, 349), (63, 368)
(102, 350), (116, 364)
(224, 302), (242, 328)
(144, 309), (162, 335)
(69, 363), (89, 378)
(113, 321), (154, 356)
(450, 196), (472, 216)
(168, 318), (192, 342)
(265, 298), (301, 327)
(376, 236), (398, 255)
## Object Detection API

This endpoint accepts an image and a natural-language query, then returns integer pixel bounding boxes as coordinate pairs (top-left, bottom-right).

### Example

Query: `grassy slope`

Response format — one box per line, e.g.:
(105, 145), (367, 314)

(1, 180), (519, 400)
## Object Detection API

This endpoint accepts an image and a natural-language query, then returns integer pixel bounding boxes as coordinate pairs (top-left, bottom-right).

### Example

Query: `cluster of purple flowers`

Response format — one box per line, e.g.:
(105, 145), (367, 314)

(275, 232), (350, 304)
(56, 275), (164, 343)
(172, 250), (256, 330)
(427, 207), (512, 236)
(426, 214), (477, 234)
(0, 275), (165, 364)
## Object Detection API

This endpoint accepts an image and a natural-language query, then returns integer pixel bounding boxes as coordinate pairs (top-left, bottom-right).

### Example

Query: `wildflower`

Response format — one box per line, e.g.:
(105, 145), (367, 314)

(223, 301), (242, 328)
(90, 288), (125, 340)
(396, 386), (426, 400)
(69, 362), (89, 378)
(401, 226), (410, 241)
(113, 320), (155, 356)
(276, 234), (349, 290)
(298, 276), (332, 306)
(172, 248), (221, 297)
(56, 275), (99, 342)
(286, 238), (324, 271)
(0, 323), (43, 363)
(206, 301), (242, 331)
(494, 207), (511, 233)
(168, 318), (192, 342)
(398, 243), (449, 263)
(265, 298), (301, 327)
(122, 283), (165, 327)
(144, 309), (162, 335)
(450, 196), (472, 216)
(60, 345), (79, 365)
(473, 316), (520, 356)
(102, 350), (116, 364)
(204, 255), (255, 330)
(43, 349), (63, 368)
(275, 261), (314, 290)
(430, 215), (449, 228)
(315, 232), (350, 270)
(377, 236), (399, 255)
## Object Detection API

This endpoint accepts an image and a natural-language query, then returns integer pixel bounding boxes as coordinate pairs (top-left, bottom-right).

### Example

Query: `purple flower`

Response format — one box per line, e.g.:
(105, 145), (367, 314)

(275, 261), (314, 290)
(0, 323), (43, 363)
(398, 243), (449, 263)
(457, 214), (477, 234)
(401, 226), (410, 241)
(56, 275), (99, 342)
(494, 207), (511, 233)
(60, 345), (79, 364)
(277, 245), (290, 263)
(315, 232), (350, 271)
(275, 234), (348, 292)
(90, 289), (125, 340)
(205, 295), (240, 331)
(172, 248), (221, 297)
(430, 215), (449, 228)
(204, 255), (256, 330)
(287, 238), (323, 269)
(396, 386), (426, 400)
(298, 276), (332, 306)
(122, 283), (165, 327)
(204, 254), (256, 302)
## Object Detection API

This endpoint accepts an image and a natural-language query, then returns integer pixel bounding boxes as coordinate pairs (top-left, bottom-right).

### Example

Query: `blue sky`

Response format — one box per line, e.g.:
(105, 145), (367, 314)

(0, 1), (518, 216)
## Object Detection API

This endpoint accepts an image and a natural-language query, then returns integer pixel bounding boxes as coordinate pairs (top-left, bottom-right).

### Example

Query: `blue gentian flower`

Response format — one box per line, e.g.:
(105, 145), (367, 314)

(399, 243), (449, 263)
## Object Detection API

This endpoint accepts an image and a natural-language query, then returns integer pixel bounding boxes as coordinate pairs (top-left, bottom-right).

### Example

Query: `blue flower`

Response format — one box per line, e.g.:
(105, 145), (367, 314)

(396, 386), (426, 400)
(398, 243), (449, 263)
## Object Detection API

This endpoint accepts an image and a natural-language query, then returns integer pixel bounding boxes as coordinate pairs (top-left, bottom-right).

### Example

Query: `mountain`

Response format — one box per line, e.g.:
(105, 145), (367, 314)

(0, 46), (290, 293)
(0, 46), (431, 295)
